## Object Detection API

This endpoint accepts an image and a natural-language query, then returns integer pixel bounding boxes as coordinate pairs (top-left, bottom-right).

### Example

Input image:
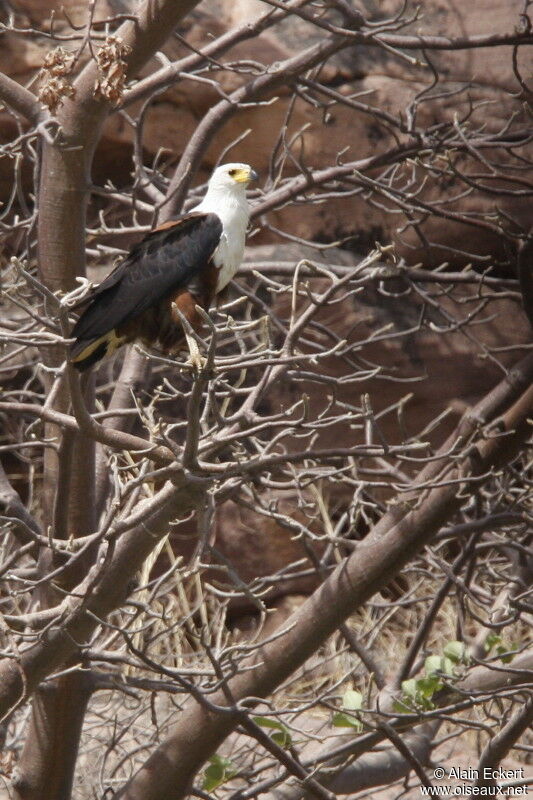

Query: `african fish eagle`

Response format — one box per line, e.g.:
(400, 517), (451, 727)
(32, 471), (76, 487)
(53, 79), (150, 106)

(70, 163), (257, 371)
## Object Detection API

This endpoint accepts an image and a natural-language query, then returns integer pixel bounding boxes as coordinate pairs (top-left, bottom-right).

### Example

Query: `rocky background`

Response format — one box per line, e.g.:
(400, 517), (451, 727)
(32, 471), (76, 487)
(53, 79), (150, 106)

(1, 0), (531, 617)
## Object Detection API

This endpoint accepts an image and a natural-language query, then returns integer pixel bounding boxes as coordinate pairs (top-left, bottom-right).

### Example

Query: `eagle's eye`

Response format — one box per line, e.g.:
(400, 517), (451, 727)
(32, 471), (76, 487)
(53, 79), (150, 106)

(229, 168), (238, 177)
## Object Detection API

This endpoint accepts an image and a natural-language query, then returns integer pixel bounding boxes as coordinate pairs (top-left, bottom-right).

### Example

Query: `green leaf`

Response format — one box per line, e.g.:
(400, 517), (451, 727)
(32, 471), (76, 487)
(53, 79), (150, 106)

(426, 655), (456, 678)
(443, 656), (457, 675)
(425, 655), (444, 676)
(417, 675), (442, 698)
(485, 635), (517, 663)
(484, 633), (502, 653)
(271, 729), (292, 748)
(202, 754), (237, 792)
(253, 716), (292, 749)
(393, 699), (411, 713)
(401, 678), (418, 700)
(253, 715), (283, 730)
(342, 689), (363, 710)
(399, 677), (437, 711)
(496, 642), (517, 664)
(443, 640), (468, 664)
(331, 688), (364, 730)
(332, 711), (363, 730)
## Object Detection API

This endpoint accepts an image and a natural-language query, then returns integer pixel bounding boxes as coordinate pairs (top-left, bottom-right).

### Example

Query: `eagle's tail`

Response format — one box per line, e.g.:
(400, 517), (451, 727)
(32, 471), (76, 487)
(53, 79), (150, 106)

(70, 330), (125, 371)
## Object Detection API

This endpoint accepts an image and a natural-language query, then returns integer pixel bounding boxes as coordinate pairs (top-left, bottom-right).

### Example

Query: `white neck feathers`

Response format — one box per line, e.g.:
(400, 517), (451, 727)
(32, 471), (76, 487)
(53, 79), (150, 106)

(194, 185), (249, 225)
(192, 184), (250, 292)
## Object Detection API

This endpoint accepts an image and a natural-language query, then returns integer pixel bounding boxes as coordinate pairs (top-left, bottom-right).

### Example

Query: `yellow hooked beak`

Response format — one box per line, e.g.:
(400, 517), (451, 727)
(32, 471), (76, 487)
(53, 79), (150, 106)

(232, 166), (259, 184)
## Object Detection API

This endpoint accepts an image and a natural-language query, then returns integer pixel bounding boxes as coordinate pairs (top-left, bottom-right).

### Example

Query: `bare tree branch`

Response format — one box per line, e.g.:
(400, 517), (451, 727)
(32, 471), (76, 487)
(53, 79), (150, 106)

(115, 370), (533, 800)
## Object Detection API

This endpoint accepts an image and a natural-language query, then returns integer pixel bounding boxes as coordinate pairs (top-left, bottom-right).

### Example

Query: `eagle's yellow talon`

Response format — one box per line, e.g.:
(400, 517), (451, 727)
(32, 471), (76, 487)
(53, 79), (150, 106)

(186, 351), (207, 372)
(184, 332), (206, 373)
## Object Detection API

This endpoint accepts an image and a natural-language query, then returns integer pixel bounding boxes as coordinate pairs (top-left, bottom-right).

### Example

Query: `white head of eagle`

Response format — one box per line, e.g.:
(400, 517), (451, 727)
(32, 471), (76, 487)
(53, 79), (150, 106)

(70, 162), (258, 371)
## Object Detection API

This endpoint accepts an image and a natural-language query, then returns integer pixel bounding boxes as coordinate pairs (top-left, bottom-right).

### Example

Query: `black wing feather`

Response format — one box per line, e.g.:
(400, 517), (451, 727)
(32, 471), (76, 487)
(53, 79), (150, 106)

(71, 213), (222, 345)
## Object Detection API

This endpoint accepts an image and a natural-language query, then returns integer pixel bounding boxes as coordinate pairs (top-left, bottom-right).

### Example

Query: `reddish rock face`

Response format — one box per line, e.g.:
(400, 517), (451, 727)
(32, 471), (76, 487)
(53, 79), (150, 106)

(244, 244), (531, 450)
(7, 0), (97, 27)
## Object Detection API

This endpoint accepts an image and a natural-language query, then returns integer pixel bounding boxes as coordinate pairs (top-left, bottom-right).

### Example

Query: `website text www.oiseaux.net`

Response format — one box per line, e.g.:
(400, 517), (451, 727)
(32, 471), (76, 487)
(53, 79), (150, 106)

(420, 768), (530, 796)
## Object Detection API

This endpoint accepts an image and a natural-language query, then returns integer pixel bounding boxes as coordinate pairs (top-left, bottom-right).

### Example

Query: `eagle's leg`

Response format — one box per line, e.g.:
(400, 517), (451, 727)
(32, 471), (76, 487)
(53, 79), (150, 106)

(170, 297), (207, 372)
(184, 330), (207, 372)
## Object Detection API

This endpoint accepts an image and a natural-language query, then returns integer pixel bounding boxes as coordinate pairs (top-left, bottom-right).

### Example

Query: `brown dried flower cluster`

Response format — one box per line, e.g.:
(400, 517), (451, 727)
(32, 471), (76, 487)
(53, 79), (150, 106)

(93, 36), (132, 104)
(37, 47), (76, 114)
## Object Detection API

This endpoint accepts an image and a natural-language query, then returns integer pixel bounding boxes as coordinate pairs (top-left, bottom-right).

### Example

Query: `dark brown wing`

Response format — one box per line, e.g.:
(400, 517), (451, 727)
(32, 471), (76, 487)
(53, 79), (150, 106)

(70, 213), (222, 360)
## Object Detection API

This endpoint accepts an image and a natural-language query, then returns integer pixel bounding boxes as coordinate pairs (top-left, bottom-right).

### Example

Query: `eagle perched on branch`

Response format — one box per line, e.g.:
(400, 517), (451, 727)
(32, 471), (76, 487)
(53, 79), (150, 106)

(70, 163), (257, 371)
